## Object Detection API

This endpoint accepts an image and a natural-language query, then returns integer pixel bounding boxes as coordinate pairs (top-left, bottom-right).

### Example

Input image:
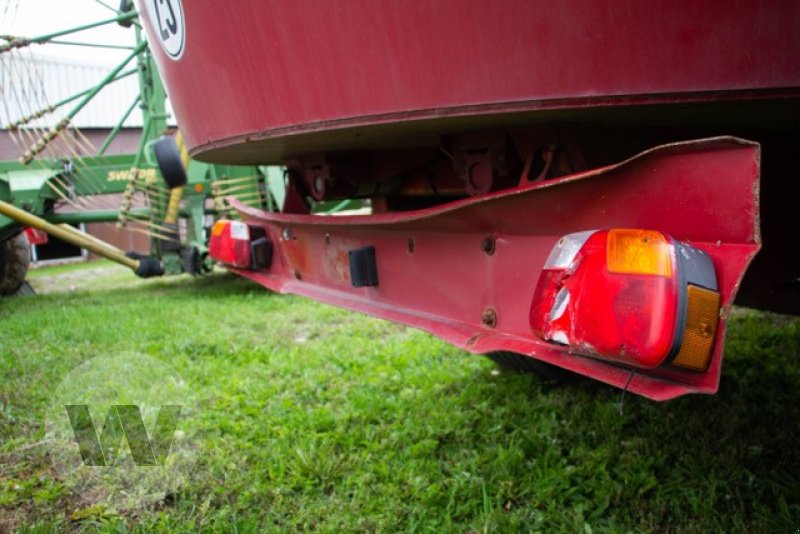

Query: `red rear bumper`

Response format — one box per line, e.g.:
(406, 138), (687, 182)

(226, 138), (760, 400)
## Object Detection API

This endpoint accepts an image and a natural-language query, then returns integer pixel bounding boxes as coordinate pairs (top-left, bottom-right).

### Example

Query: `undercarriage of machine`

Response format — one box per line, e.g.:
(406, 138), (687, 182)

(274, 98), (799, 319)
(282, 129), (582, 212)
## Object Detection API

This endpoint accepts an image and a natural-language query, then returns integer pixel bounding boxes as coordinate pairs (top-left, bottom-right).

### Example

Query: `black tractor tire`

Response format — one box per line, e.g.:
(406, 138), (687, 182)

(487, 351), (581, 383)
(0, 232), (31, 296)
(11, 281), (35, 297)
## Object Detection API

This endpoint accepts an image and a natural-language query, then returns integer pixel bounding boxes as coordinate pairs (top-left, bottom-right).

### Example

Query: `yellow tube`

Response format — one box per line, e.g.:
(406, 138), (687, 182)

(0, 200), (139, 270)
(175, 130), (191, 169)
(164, 186), (184, 224)
(163, 130), (190, 224)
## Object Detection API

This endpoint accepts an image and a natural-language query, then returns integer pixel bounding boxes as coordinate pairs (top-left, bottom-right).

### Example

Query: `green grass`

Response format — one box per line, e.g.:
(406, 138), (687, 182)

(1, 261), (799, 532)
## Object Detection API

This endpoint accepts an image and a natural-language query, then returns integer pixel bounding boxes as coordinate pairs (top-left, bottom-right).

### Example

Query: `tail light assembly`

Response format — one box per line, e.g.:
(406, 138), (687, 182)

(530, 229), (720, 372)
(209, 220), (272, 270)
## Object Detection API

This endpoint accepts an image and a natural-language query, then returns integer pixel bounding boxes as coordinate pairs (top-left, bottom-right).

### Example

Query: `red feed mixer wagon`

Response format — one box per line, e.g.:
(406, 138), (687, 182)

(136, 0), (800, 400)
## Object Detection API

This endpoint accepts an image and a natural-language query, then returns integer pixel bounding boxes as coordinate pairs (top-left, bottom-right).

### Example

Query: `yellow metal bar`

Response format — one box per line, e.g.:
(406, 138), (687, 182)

(124, 225), (178, 242)
(175, 130), (191, 168)
(56, 223), (126, 254)
(211, 174), (261, 186)
(0, 199), (139, 270)
(214, 183), (261, 195)
(164, 187), (184, 224)
(162, 130), (190, 224)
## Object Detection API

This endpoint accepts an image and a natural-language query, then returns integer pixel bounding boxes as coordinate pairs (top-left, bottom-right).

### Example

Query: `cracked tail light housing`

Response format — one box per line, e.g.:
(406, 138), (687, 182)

(530, 229), (720, 371)
(209, 220), (272, 270)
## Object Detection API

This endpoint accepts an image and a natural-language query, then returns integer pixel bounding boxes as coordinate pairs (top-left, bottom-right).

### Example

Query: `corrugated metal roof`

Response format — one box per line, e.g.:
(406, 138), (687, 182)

(1, 51), (174, 129)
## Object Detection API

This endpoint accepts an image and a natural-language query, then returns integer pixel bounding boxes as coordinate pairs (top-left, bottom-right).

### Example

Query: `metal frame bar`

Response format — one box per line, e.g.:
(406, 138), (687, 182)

(97, 95), (141, 155)
(0, 11), (138, 51)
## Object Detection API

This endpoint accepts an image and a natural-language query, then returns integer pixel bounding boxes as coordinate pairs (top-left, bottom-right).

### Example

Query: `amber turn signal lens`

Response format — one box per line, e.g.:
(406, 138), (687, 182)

(672, 285), (721, 371)
(211, 220), (228, 237)
(606, 229), (672, 277)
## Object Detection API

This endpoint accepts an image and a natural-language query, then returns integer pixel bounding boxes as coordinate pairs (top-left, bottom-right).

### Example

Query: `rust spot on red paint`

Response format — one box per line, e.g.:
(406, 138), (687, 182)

(283, 239), (309, 275)
(322, 245), (351, 284)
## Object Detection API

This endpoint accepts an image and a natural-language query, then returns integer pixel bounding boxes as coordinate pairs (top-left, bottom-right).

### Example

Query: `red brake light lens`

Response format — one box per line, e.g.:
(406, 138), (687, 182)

(209, 220), (254, 268)
(530, 229), (720, 371)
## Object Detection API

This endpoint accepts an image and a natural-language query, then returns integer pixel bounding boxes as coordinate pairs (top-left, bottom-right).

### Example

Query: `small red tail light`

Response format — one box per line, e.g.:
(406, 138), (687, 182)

(530, 229), (720, 371)
(209, 220), (272, 270)
(24, 227), (49, 245)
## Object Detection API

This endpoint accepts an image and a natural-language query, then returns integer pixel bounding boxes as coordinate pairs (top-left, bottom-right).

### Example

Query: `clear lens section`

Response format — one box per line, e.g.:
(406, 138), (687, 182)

(229, 221), (250, 241)
(543, 230), (596, 270)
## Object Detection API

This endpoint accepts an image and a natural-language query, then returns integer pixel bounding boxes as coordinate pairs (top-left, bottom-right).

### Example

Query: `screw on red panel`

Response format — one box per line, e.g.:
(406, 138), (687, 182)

(481, 308), (497, 328)
(481, 236), (495, 256)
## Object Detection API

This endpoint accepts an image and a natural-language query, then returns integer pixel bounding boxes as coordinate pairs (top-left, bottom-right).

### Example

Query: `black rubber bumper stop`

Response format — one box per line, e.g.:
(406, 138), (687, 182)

(348, 245), (378, 287)
(127, 252), (165, 278)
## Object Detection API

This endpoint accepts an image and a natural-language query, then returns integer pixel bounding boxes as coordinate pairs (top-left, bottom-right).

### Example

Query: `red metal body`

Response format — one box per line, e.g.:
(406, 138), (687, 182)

(138, 0), (800, 163)
(232, 138), (759, 400)
(137, 1), (798, 398)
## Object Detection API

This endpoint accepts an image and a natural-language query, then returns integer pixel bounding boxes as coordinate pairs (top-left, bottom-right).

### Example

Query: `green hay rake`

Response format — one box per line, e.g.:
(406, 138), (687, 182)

(0, 1), (286, 295)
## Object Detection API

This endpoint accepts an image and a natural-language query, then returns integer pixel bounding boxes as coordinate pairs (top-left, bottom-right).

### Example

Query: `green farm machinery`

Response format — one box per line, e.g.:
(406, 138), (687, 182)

(0, 4), (285, 295)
